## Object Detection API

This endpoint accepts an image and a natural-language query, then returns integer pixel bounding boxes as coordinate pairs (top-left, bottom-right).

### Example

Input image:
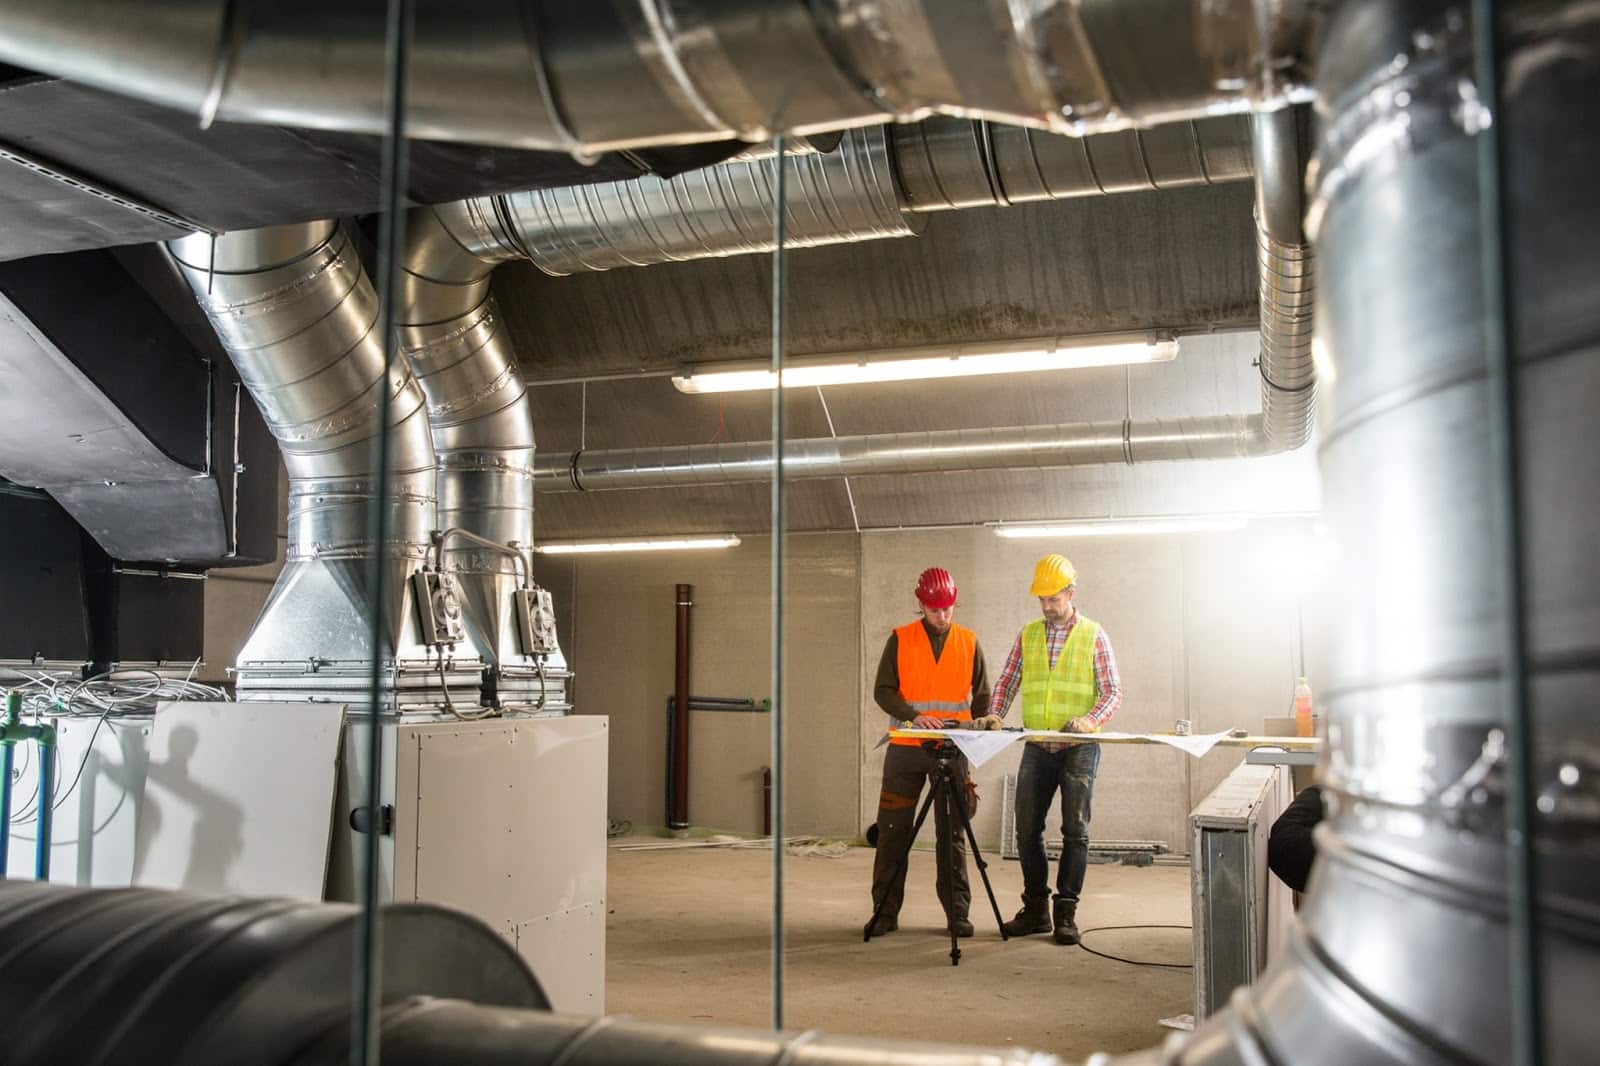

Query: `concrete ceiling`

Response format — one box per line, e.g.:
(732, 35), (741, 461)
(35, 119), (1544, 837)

(500, 181), (1318, 541)
(497, 182), (1259, 380)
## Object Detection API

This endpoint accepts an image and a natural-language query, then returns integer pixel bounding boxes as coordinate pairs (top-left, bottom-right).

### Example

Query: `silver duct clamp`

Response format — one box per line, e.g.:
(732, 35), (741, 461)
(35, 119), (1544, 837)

(411, 570), (465, 648)
(514, 586), (560, 657)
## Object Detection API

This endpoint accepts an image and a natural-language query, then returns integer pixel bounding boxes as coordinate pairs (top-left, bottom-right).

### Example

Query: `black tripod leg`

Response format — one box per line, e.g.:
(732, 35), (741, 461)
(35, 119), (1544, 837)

(864, 785), (938, 942)
(951, 771), (1010, 941)
(934, 772), (961, 967)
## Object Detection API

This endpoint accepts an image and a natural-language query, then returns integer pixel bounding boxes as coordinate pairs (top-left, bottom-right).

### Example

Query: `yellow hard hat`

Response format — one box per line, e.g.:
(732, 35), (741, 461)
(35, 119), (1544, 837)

(1029, 554), (1076, 597)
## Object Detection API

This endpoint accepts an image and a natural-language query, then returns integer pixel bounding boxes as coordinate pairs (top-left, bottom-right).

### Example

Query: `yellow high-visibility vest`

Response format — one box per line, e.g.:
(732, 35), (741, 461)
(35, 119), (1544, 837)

(1019, 616), (1100, 731)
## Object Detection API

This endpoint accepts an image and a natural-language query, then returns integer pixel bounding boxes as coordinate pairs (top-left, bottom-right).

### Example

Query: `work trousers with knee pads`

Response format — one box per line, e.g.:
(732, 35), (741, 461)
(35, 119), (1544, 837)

(869, 743), (971, 921)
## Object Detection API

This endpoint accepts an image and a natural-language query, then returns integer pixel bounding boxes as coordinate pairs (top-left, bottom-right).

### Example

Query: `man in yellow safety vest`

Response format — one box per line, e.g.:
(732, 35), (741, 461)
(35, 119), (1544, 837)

(864, 566), (995, 938)
(990, 554), (1122, 945)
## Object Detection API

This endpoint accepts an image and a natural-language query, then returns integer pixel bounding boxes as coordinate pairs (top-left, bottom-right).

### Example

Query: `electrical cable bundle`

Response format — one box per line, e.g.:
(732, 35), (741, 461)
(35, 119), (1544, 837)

(4, 664), (230, 831)
(9, 667), (228, 720)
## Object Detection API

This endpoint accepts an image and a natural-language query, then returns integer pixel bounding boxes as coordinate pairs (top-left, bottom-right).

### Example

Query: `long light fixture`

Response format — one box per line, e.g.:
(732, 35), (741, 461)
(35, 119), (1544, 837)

(670, 333), (1178, 394)
(994, 515), (1249, 539)
(534, 535), (742, 555)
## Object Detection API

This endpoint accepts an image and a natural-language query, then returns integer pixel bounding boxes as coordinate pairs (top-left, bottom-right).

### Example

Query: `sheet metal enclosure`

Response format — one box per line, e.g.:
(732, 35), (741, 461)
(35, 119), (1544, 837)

(328, 713), (609, 1014)
(1189, 762), (1292, 1018)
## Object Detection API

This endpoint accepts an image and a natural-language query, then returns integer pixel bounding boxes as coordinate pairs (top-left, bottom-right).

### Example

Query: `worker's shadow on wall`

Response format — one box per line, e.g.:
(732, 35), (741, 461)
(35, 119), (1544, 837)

(72, 722), (152, 884)
(132, 723), (245, 893)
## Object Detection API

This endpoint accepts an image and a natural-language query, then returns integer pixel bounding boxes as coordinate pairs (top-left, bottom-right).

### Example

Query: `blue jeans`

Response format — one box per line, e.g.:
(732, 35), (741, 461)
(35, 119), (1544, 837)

(1014, 742), (1101, 903)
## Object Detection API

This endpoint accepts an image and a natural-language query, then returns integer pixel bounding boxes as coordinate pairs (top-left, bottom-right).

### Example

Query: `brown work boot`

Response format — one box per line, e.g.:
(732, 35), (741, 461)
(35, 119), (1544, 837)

(863, 912), (898, 938)
(1002, 895), (1052, 936)
(951, 916), (975, 938)
(1053, 898), (1080, 945)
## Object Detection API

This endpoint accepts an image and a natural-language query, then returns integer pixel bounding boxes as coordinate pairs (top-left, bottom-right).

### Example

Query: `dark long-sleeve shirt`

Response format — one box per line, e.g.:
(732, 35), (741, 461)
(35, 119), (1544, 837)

(1268, 785), (1325, 893)
(873, 619), (991, 721)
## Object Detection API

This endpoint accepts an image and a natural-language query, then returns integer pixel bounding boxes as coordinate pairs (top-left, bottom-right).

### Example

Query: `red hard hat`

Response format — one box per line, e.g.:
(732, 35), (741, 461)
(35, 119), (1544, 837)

(914, 567), (958, 609)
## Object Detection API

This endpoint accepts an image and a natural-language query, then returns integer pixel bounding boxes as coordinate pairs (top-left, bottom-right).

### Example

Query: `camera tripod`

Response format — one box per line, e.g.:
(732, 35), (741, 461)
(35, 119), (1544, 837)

(863, 738), (1008, 966)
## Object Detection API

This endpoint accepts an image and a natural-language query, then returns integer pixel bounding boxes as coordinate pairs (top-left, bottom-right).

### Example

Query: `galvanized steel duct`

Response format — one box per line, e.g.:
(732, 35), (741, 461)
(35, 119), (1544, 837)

(168, 222), (435, 564)
(0, 0), (1302, 155)
(416, 117), (1254, 279)
(891, 117), (1255, 211)
(430, 126), (916, 277)
(1251, 108), (1315, 450)
(534, 415), (1263, 492)
(168, 222), (438, 669)
(1107, 0), (1600, 1063)
(361, 999), (1065, 1066)
(400, 204), (535, 668)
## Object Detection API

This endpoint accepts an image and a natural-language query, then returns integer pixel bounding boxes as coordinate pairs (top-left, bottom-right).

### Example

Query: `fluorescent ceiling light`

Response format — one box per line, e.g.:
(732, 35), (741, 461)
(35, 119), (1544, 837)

(535, 535), (742, 555)
(671, 334), (1178, 394)
(995, 515), (1249, 539)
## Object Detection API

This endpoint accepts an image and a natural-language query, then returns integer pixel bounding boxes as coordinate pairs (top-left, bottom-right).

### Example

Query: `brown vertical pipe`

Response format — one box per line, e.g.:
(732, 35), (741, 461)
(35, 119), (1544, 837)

(670, 583), (693, 829)
(762, 766), (773, 837)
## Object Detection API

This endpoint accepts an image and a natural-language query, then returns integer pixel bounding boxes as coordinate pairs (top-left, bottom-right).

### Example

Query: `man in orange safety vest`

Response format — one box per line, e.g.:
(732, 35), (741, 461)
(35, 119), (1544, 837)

(864, 566), (995, 938)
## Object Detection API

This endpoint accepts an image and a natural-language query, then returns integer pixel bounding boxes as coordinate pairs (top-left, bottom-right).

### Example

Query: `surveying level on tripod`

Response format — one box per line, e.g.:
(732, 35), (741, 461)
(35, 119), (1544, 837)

(863, 730), (1009, 967)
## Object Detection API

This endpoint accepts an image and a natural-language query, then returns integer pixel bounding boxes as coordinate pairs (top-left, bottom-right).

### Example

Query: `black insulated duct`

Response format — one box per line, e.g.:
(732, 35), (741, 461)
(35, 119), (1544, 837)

(0, 879), (1064, 1066)
(0, 247), (276, 567)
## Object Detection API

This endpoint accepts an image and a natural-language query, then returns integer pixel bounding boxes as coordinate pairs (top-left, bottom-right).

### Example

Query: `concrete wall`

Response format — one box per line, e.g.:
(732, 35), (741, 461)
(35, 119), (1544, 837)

(858, 522), (1327, 853)
(524, 520), (1325, 849)
(532, 534), (862, 838)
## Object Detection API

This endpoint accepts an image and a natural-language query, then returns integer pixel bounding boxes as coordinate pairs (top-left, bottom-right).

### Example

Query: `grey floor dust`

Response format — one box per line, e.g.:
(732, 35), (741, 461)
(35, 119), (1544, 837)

(605, 840), (1194, 1061)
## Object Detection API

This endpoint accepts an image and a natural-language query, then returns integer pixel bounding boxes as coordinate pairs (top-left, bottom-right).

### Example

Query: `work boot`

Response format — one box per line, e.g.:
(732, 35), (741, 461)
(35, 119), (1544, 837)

(1053, 898), (1080, 945)
(863, 912), (898, 938)
(950, 917), (975, 938)
(1002, 895), (1052, 936)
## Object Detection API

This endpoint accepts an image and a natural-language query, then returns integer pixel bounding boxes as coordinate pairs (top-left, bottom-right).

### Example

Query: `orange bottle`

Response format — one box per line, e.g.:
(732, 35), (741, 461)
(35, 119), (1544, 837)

(1293, 676), (1314, 738)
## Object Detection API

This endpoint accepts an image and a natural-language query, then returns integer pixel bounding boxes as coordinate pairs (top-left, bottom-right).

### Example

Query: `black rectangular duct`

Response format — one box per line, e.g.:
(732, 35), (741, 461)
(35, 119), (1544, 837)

(0, 247), (277, 566)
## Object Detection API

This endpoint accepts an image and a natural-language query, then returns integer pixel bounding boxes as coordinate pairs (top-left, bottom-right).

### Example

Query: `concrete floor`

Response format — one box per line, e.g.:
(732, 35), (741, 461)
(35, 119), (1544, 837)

(606, 840), (1194, 1061)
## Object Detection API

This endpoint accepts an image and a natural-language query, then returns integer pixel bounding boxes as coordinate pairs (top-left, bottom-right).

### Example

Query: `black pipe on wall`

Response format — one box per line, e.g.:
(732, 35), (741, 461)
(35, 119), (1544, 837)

(669, 583), (692, 829)
(663, 695), (768, 829)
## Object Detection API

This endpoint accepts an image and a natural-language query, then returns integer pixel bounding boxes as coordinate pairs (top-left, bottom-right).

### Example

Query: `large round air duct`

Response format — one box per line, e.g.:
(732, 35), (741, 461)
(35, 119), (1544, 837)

(169, 223), (474, 704)
(0, 880), (1062, 1066)
(1106, 0), (1600, 1062)
(0, 880), (544, 1066)
(0, 0), (1303, 154)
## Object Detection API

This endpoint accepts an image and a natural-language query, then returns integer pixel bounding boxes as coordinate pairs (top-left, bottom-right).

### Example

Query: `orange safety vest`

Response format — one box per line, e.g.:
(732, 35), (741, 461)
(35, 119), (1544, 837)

(889, 620), (975, 746)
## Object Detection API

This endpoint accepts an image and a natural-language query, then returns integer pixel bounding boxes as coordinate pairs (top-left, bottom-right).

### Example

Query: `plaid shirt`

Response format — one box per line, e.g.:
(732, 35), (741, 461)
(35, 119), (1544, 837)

(990, 609), (1122, 728)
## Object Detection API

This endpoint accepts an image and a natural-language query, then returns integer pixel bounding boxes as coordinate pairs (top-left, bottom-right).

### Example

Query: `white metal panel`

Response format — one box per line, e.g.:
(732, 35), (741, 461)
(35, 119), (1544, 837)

(407, 715), (609, 1012)
(4, 714), (150, 885)
(132, 701), (344, 899)
(517, 902), (605, 1015)
(503, 717), (608, 922)
(412, 720), (521, 924)
(325, 717), (402, 904)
